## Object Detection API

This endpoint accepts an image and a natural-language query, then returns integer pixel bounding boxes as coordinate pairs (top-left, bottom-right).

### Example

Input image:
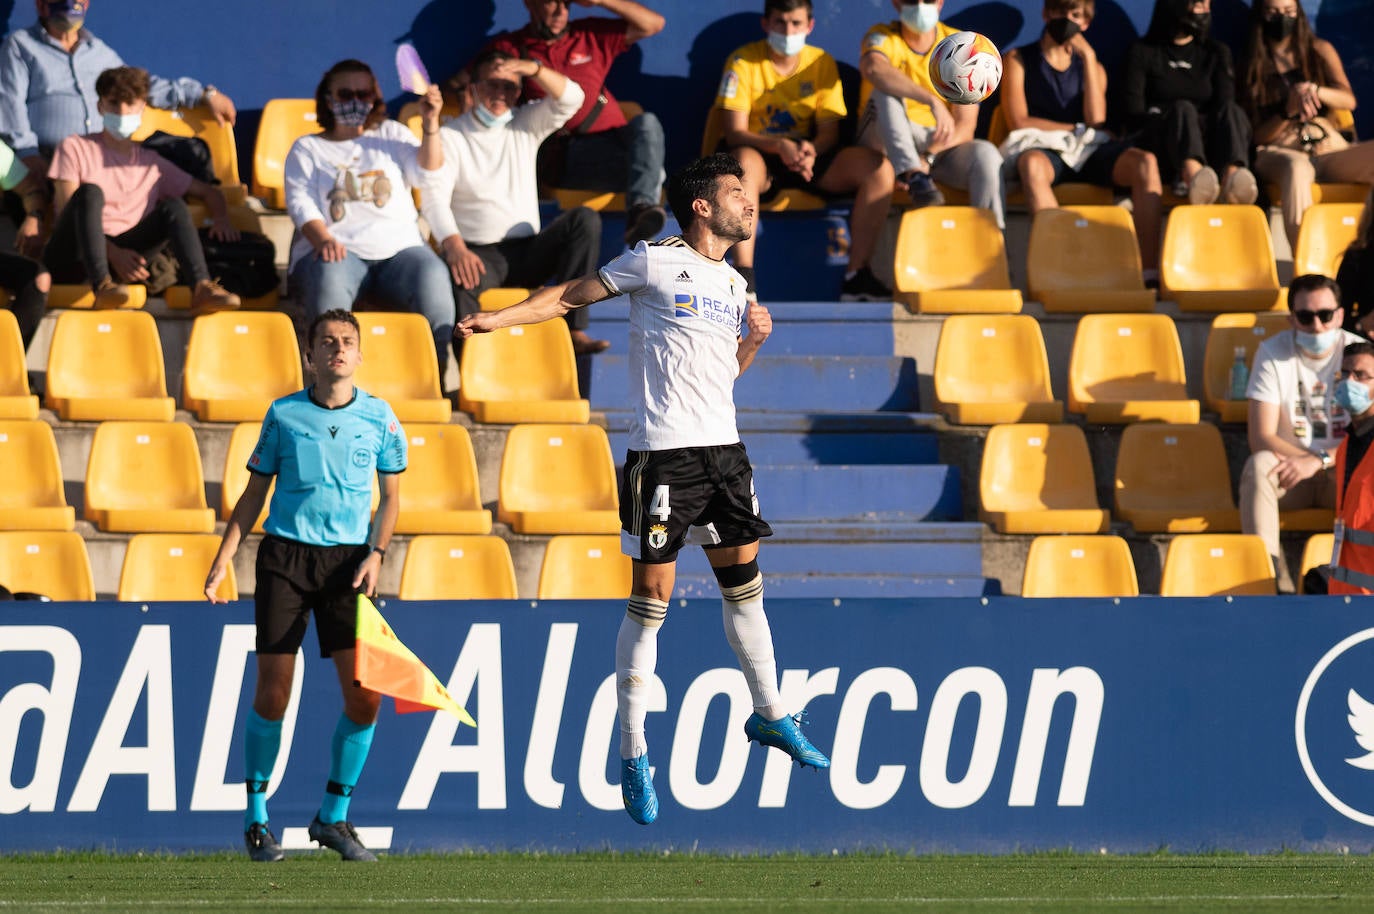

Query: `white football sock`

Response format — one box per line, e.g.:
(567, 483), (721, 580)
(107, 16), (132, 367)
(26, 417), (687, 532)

(617, 596), (666, 759)
(720, 573), (786, 720)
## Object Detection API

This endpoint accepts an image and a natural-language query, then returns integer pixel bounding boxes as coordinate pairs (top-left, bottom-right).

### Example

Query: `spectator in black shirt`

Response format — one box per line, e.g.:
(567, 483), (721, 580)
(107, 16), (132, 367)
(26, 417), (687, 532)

(1337, 186), (1374, 338)
(1121, 0), (1256, 204)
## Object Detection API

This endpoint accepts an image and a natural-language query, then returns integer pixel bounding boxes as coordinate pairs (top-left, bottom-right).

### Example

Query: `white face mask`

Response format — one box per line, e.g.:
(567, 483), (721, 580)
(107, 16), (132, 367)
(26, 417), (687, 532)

(473, 102), (514, 129)
(900, 2), (940, 33)
(767, 30), (807, 57)
(102, 110), (141, 139)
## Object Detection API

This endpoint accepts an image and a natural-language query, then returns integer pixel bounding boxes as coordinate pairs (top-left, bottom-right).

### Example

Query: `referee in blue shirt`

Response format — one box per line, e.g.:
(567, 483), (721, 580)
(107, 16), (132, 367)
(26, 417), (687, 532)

(206, 309), (407, 862)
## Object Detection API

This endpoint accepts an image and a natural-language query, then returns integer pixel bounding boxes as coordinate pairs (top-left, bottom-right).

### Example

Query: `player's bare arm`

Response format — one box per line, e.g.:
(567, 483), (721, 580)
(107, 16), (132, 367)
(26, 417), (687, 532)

(205, 471), (272, 603)
(737, 301), (771, 375)
(456, 274), (612, 337)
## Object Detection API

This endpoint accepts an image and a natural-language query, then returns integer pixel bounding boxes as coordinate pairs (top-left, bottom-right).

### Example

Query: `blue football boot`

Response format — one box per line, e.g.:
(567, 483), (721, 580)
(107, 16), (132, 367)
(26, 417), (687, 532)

(621, 754), (659, 825)
(743, 711), (831, 769)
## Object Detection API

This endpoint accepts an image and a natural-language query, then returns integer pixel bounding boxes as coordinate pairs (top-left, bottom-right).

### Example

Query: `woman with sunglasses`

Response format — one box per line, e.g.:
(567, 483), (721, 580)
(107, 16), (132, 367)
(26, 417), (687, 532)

(284, 59), (454, 373)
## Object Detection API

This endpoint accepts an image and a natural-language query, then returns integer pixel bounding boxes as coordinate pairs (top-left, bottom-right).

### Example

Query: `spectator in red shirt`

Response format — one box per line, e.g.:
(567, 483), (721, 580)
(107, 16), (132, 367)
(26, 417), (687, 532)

(482, 0), (668, 247)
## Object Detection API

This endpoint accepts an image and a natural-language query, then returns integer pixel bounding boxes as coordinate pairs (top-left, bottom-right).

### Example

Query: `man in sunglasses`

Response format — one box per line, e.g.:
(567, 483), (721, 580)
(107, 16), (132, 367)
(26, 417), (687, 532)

(1241, 273), (1360, 592)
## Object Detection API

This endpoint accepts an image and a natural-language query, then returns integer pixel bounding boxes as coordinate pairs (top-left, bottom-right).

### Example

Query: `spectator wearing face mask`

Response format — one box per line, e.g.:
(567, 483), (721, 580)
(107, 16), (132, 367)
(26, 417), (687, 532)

(1327, 340), (1374, 595)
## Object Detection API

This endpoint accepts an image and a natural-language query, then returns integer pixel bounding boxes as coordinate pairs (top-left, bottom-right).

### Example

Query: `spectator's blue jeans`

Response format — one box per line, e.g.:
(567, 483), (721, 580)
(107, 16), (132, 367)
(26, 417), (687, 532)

(290, 244), (454, 368)
(557, 113), (666, 209)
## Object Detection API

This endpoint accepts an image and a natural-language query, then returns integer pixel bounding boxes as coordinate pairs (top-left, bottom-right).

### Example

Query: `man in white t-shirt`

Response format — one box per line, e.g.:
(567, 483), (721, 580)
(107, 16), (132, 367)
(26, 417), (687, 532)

(455, 153), (830, 826)
(1242, 273), (1361, 591)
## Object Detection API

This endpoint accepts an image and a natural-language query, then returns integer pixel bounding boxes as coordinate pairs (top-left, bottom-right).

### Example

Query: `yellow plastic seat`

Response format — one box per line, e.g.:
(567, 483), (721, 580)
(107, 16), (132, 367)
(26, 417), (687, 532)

(0, 420), (75, 530)
(46, 283), (148, 310)
(252, 99), (321, 209)
(1115, 422), (1239, 532)
(933, 315), (1063, 424)
(1159, 533), (1276, 596)
(1027, 206), (1156, 313)
(221, 421), (272, 533)
(46, 310), (175, 421)
(1202, 313), (1293, 422)
(354, 312), (452, 422)
(394, 424), (491, 534)
(0, 310), (37, 418)
(1300, 532), (1335, 594)
(0, 531), (94, 600)
(1160, 205), (1282, 312)
(118, 533), (235, 602)
(459, 319), (589, 424)
(182, 312), (302, 422)
(397, 535), (518, 599)
(479, 288), (531, 311)
(1068, 313), (1200, 423)
(1021, 535), (1139, 597)
(498, 424), (619, 534)
(893, 207), (1023, 313)
(979, 423), (1109, 534)
(1293, 203), (1364, 278)
(132, 105), (248, 205)
(537, 534), (633, 599)
(85, 421), (215, 533)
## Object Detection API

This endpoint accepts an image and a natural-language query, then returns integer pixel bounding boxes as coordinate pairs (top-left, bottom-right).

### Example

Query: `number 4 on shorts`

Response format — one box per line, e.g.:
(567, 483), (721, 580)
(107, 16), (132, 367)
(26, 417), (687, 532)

(649, 485), (671, 520)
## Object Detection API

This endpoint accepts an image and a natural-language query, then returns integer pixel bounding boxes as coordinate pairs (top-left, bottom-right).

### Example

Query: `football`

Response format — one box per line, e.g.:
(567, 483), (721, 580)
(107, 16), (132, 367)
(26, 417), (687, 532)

(927, 30), (1002, 105)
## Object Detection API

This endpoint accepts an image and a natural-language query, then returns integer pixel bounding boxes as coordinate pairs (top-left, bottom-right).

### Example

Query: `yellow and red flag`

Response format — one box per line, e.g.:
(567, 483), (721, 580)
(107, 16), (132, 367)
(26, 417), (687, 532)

(354, 595), (476, 726)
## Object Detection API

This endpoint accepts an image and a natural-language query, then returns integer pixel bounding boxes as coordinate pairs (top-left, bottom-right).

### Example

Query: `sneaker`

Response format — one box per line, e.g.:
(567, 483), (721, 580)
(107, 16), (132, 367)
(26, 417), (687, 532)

(899, 171), (945, 208)
(191, 278), (241, 314)
(1187, 166), (1220, 205)
(620, 754), (659, 825)
(307, 814), (378, 862)
(624, 203), (667, 247)
(840, 266), (893, 302)
(244, 822), (284, 862)
(570, 329), (611, 355)
(743, 710), (831, 769)
(1222, 166), (1258, 205)
(93, 277), (131, 309)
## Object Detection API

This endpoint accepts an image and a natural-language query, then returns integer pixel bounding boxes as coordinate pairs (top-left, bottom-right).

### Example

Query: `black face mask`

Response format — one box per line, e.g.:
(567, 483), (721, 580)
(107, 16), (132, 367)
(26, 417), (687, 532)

(1263, 13), (1297, 41)
(1180, 11), (1211, 38)
(1045, 17), (1083, 44)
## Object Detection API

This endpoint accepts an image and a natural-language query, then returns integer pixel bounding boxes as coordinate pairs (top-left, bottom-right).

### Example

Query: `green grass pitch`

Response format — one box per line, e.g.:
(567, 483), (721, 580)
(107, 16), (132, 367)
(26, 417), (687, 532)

(3, 853), (1374, 913)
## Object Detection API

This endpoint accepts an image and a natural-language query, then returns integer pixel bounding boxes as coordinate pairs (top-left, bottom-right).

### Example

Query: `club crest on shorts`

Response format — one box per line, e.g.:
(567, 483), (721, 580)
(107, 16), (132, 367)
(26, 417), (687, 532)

(648, 524), (668, 550)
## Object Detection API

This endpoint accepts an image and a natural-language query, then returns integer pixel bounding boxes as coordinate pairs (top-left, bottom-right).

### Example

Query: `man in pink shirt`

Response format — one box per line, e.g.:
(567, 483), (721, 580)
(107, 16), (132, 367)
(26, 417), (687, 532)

(44, 65), (239, 310)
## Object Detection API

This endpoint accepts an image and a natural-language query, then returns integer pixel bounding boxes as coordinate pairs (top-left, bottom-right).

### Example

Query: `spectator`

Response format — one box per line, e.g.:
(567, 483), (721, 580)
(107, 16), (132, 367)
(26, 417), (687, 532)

(1121, 0), (1256, 205)
(484, 0), (668, 248)
(1328, 340), (1374, 595)
(999, 0), (1163, 279)
(284, 60), (453, 369)
(1240, 0), (1374, 250)
(858, 0), (1006, 229)
(716, 0), (896, 302)
(1240, 273), (1360, 592)
(0, 137), (48, 348)
(420, 51), (608, 357)
(1336, 187), (1374, 337)
(44, 66), (238, 312)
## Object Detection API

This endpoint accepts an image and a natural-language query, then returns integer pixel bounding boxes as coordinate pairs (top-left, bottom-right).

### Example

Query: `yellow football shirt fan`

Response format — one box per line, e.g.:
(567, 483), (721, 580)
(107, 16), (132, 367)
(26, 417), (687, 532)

(715, 40), (846, 140)
(858, 20), (960, 126)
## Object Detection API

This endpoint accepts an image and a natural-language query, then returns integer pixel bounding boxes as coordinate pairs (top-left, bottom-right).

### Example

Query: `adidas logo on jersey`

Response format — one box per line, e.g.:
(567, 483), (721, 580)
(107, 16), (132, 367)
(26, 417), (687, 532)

(676, 270), (692, 283)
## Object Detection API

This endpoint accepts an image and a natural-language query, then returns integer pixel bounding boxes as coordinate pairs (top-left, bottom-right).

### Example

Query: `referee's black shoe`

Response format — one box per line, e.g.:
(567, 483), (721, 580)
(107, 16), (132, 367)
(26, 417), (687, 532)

(308, 814), (378, 862)
(244, 822), (284, 862)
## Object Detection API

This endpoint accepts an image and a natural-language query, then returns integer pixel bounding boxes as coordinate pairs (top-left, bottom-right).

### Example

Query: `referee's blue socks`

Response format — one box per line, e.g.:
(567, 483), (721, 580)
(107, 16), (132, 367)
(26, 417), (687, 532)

(319, 715), (376, 824)
(243, 709), (282, 829)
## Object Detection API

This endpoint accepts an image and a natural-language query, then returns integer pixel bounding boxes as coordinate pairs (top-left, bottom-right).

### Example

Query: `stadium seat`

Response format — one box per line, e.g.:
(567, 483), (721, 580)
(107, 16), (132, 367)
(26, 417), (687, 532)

(1292, 202), (1364, 278)
(85, 421), (216, 532)
(354, 312), (452, 422)
(933, 314), (1063, 424)
(117, 533), (235, 602)
(221, 421), (272, 533)
(1158, 533), (1276, 596)
(0, 530), (94, 600)
(132, 105), (249, 205)
(397, 535), (518, 599)
(979, 424), (1109, 534)
(498, 424), (619, 534)
(459, 319), (590, 424)
(252, 98), (321, 209)
(1160, 205), (1282, 312)
(1067, 313), (1200, 423)
(394, 423), (491, 534)
(0, 420), (75, 530)
(893, 207), (1023, 313)
(1026, 206), (1156, 313)
(1021, 535), (1139, 597)
(45, 310), (175, 421)
(1114, 422), (1240, 532)
(537, 534), (632, 599)
(182, 311), (302, 422)
(986, 105), (1114, 208)
(1202, 313), (1292, 423)
(479, 288), (531, 311)
(0, 310), (37, 418)
(45, 283), (148, 310)
(1300, 532), (1335, 594)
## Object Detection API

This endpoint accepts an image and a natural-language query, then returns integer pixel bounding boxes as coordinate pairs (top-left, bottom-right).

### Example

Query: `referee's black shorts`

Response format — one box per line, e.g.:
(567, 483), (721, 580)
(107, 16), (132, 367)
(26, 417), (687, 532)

(619, 443), (773, 564)
(255, 534), (370, 657)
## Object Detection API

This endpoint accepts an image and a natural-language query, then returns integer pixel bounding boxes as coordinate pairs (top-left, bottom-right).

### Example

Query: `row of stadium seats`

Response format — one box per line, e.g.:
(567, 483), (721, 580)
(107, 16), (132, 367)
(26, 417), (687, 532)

(0, 419), (619, 537)
(0, 531), (630, 602)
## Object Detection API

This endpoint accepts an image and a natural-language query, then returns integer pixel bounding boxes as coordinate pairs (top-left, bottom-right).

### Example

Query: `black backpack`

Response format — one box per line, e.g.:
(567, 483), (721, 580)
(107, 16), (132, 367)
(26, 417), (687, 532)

(198, 228), (280, 298)
(140, 131), (216, 184)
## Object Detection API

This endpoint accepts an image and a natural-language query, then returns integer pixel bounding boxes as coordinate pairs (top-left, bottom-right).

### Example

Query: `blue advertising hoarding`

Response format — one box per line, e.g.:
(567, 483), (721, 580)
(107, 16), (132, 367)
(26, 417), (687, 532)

(4, 597), (1374, 854)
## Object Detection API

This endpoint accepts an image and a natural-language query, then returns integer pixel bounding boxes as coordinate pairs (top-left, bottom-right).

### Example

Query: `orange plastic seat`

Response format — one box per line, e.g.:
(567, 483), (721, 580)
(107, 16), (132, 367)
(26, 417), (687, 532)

(1027, 206), (1156, 313)
(479, 288), (531, 311)
(397, 535), (518, 599)
(84, 421), (215, 532)
(1292, 203), (1364, 278)
(1160, 205), (1282, 312)
(0, 420), (75, 530)
(1021, 535), (1139, 597)
(537, 535), (632, 599)
(221, 421), (272, 533)
(1159, 533), (1276, 596)
(354, 312), (452, 422)
(498, 424), (619, 534)
(1300, 532), (1335, 594)
(459, 319), (589, 424)
(0, 531), (94, 600)
(893, 207), (1023, 313)
(394, 424), (491, 534)
(1202, 313), (1293, 423)
(979, 424), (1109, 534)
(182, 311), (302, 422)
(252, 98), (321, 209)
(934, 315), (1062, 424)
(1068, 313), (1200, 423)
(45, 310), (175, 420)
(1114, 423), (1239, 532)
(0, 309), (37, 418)
(118, 533), (235, 601)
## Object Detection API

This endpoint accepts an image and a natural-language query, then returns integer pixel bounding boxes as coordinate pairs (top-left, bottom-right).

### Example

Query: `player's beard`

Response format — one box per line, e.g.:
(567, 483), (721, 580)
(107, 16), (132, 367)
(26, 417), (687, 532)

(710, 209), (753, 244)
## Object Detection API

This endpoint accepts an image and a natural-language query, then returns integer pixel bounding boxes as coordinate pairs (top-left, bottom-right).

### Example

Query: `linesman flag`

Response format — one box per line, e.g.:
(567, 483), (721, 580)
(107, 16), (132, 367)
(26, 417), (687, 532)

(354, 595), (476, 726)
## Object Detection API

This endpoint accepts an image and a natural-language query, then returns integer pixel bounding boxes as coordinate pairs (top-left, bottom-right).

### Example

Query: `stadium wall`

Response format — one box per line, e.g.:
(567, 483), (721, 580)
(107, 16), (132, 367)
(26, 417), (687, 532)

(5, 597), (1374, 854)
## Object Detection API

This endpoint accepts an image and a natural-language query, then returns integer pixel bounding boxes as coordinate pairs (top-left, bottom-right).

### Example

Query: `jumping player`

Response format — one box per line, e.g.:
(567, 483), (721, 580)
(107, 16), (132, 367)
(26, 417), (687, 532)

(457, 152), (829, 826)
(205, 308), (407, 861)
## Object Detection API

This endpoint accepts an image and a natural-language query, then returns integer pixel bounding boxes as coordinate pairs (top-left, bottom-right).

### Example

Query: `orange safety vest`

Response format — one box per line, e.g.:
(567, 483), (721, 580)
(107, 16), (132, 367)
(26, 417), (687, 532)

(1331, 435), (1374, 595)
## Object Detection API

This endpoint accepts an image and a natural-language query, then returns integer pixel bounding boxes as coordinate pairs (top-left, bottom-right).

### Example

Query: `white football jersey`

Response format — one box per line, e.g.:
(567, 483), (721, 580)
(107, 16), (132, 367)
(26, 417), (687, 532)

(598, 236), (748, 451)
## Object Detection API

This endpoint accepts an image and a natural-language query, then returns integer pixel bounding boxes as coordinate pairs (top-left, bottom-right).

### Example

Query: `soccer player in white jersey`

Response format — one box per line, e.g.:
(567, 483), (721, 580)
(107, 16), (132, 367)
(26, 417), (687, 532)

(457, 152), (830, 826)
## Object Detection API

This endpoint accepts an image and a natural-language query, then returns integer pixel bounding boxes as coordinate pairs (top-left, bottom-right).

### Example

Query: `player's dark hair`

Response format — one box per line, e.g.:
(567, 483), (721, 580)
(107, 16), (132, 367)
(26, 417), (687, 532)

(667, 153), (745, 231)
(764, 0), (812, 15)
(315, 59), (387, 132)
(307, 309), (361, 348)
(1290, 273), (1343, 311)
